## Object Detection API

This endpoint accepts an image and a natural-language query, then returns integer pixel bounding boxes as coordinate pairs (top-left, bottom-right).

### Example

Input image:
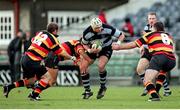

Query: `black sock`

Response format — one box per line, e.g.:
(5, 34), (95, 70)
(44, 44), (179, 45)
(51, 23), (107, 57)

(146, 82), (159, 98)
(81, 73), (91, 91)
(99, 70), (107, 88)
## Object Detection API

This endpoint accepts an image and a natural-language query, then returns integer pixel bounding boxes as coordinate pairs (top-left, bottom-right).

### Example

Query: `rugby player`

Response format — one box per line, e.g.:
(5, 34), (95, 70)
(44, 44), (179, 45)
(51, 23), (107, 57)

(81, 17), (125, 99)
(28, 39), (92, 100)
(3, 22), (76, 100)
(137, 12), (171, 96)
(112, 21), (176, 101)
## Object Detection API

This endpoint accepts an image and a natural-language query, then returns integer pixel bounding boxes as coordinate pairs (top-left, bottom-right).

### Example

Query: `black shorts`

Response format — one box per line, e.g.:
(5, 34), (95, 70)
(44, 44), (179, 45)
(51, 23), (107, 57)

(141, 48), (152, 61)
(148, 54), (176, 72)
(21, 55), (47, 80)
(87, 46), (113, 60)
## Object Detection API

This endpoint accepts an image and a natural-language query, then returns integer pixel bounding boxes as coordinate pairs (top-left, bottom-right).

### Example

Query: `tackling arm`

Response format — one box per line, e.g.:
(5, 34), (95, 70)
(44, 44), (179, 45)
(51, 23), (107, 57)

(112, 41), (137, 50)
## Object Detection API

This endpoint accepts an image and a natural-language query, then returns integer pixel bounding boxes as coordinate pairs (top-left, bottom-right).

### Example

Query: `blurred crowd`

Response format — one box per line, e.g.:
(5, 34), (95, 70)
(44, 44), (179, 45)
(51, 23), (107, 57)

(7, 30), (31, 82)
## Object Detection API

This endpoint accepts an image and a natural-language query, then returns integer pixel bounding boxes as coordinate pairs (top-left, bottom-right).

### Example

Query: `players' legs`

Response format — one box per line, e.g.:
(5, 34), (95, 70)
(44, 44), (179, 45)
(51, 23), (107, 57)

(80, 59), (94, 99)
(136, 58), (149, 81)
(3, 77), (37, 98)
(136, 58), (149, 96)
(29, 68), (58, 101)
(144, 69), (160, 101)
(155, 71), (166, 94)
(3, 55), (40, 98)
(162, 76), (172, 96)
(97, 55), (109, 99)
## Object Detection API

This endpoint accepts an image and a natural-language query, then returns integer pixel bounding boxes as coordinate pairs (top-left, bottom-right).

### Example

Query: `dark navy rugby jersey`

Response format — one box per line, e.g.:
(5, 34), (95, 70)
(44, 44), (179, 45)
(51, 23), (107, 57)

(144, 24), (153, 33)
(82, 24), (122, 48)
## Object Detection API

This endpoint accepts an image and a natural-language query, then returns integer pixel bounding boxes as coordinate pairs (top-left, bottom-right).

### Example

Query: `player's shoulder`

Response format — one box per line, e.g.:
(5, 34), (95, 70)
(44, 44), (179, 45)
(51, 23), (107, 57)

(143, 31), (154, 38)
(144, 24), (151, 32)
(102, 23), (114, 29)
(83, 26), (92, 34)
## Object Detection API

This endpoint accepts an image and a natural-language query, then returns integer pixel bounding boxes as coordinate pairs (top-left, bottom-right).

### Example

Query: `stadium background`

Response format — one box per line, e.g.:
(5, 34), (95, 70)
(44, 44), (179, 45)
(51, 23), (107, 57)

(0, 0), (180, 86)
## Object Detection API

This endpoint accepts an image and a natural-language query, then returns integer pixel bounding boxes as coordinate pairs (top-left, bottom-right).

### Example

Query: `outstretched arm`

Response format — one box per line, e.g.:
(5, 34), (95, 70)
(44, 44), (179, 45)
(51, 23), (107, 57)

(112, 41), (137, 50)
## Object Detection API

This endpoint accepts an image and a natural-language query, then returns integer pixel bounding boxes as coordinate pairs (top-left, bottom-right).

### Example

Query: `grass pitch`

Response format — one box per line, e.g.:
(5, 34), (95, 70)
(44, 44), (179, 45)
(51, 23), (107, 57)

(0, 86), (180, 109)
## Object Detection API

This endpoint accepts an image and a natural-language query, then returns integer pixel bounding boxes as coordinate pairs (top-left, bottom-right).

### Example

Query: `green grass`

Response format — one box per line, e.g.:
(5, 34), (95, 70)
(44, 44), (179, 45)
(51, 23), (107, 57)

(0, 86), (180, 109)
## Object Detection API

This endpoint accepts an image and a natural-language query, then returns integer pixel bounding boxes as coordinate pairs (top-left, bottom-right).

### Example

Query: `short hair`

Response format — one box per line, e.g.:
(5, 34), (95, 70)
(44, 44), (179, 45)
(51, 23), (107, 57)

(153, 21), (165, 31)
(47, 22), (59, 33)
(148, 12), (157, 16)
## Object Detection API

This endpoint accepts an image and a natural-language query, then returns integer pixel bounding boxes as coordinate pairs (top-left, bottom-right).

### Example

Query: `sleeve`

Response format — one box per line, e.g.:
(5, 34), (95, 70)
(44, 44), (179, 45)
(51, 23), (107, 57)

(113, 29), (122, 38)
(75, 44), (84, 55)
(82, 31), (90, 45)
(107, 24), (122, 38)
(134, 34), (148, 47)
(50, 35), (65, 56)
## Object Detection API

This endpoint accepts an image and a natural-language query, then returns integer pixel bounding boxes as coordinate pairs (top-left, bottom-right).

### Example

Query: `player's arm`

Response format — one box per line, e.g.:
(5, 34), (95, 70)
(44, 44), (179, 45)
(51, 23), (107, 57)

(116, 32), (125, 45)
(112, 41), (137, 50)
(81, 37), (100, 53)
(78, 49), (92, 62)
(53, 44), (76, 61)
(112, 35), (147, 50)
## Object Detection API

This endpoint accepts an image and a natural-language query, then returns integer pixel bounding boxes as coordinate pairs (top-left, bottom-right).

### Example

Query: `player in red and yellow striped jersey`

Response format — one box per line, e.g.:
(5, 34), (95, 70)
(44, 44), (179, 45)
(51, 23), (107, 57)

(112, 21), (176, 101)
(28, 39), (92, 100)
(60, 39), (92, 65)
(3, 22), (76, 100)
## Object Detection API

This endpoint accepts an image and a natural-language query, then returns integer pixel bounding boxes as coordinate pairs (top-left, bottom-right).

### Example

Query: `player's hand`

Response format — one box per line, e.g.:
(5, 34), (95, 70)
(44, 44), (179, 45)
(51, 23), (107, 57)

(112, 43), (121, 50)
(90, 48), (101, 53)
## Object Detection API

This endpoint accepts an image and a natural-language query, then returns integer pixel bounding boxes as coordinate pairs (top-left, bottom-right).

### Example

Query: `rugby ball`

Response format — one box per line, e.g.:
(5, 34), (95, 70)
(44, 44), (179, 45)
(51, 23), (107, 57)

(91, 40), (102, 50)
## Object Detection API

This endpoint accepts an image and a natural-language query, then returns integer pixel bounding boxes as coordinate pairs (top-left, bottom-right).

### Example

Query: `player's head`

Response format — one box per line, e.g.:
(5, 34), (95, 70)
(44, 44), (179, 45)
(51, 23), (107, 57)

(147, 12), (157, 26)
(90, 17), (103, 32)
(47, 22), (59, 37)
(153, 21), (165, 32)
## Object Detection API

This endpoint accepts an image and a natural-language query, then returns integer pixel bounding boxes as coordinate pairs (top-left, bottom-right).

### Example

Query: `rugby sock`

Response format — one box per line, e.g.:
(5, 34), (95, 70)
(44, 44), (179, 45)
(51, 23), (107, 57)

(139, 72), (145, 81)
(8, 79), (28, 90)
(145, 82), (159, 98)
(99, 70), (107, 88)
(163, 78), (171, 92)
(33, 79), (50, 97)
(14, 79), (29, 87)
(81, 73), (91, 91)
(156, 73), (166, 93)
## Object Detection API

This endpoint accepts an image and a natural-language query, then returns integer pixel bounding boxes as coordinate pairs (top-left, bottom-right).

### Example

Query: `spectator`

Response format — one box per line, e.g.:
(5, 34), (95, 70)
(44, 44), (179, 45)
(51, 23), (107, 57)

(122, 17), (134, 42)
(7, 30), (31, 82)
(98, 8), (107, 24)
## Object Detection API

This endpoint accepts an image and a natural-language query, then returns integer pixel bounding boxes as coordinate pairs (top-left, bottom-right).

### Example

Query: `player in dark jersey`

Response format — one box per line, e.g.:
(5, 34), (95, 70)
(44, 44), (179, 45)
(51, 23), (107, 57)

(3, 22), (76, 100)
(137, 12), (171, 97)
(81, 17), (125, 99)
(112, 21), (176, 101)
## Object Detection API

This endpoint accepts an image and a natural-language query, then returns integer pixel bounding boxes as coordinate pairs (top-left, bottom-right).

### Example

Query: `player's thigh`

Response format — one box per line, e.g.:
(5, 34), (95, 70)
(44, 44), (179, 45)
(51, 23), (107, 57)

(21, 55), (47, 80)
(79, 59), (92, 73)
(98, 55), (109, 69)
(136, 58), (149, 74)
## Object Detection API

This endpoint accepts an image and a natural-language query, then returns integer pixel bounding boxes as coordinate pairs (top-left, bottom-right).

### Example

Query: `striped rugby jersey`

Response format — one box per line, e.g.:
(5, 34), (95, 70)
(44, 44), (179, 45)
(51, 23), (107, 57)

(82, 24), (122, 48)
(135, 31), (175, 60)
(25, 31), (63, 61)
(60, 40), (84, 57)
